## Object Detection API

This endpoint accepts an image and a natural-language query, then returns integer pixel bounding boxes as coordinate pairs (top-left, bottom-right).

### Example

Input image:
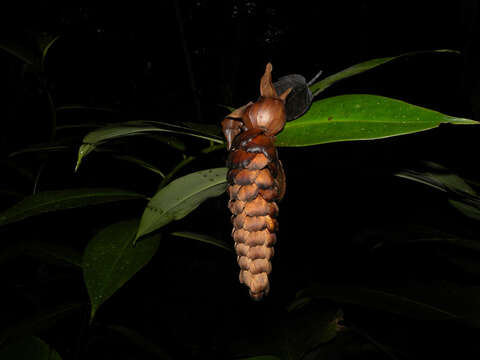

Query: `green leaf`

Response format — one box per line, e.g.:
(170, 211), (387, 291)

(75, 121), (223, 171)
(0, 188), (146, 227)
(310, 49), (459, 97)
(36, 33), (60, 69)
(171, 231), (233, 252)
(296, 284), (457, 320)
(276, 95), (477, 147)
(0, 336), (62, 360)
(395, 162), (480, 220)
(9, 144), (71, 157)
(395, 162), (477, 195)
(0, 39), (37, 64)
(110, 154), (165, 177)
(135, 168), (228, 242)
(0, 302), (85, 346)
(449, 198), (480, 221)
(83, 220), (161, 322)
(107, 324), (173, 360)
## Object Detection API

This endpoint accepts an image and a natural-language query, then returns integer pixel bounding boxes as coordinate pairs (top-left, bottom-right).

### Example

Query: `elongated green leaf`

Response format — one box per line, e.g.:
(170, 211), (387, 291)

(171, 231), (233, 252)
(107, 325), (172, 360)
(0, 336), (62, 360)
(395, 162), (480, 220)
(135, 168), (228, 241)
(0, 188), (146, 227)
(9, 144), (71, 157)
(83, 220), (161, 322)
(395, 162), (477, 195)
(75, 121), (223, 171)
(111, 155), (165, 177)
(37, 33), (60, 68)
(0, 40), (37, 64)
(310, 49), (459, 96)
(276, 95), (477, 147)
(0, 302), (85, 346)
(296, 284), (457, 320)
(449, 198), (480, 221)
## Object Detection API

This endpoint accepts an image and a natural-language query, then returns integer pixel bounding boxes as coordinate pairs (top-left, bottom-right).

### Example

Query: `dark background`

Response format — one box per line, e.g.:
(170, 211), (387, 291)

(1, 3), (480, 360)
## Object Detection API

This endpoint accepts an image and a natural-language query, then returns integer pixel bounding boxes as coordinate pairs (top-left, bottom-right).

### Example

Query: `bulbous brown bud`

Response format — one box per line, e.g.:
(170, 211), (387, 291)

(247, 97), (287, 136)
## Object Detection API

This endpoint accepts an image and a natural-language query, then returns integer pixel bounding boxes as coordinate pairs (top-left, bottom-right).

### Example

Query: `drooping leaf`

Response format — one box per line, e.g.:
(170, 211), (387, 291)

(82, 220), (161, 322)
(35, 33), (60, 68)
(178, 121), (223, 139)
(0, 336), (62, 360)
(9, 144), (71, 158)
(0, 188), (146, 227)
(449, 197), (480, 221)
(395, 162), (476, 195)
(0, 39), (37, 64)
(310, 49), (459, 97)
(135, 168), (228, 242)
(110, 154), (165, 177)
(0, 302), (85, 346)
(275, 95), (477, 147)
(107, 324), (173, 360)
(295, 284), (462, 320)
(75, 121), (223, 170)
(171, 231), (233, 252)
(395, 162), (480, 220)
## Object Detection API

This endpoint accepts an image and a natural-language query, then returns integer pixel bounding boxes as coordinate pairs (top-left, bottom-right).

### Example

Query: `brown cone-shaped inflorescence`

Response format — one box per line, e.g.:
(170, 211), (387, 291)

(222, 63), (290, 300)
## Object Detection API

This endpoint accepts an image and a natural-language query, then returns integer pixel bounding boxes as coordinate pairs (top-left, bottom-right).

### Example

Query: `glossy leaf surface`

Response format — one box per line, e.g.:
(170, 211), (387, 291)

(276, 95), (477, 147)
(135, 168), (228, 241)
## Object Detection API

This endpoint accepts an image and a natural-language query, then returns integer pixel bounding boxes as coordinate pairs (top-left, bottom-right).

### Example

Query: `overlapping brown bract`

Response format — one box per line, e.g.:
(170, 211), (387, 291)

(222, 63), (291, 300)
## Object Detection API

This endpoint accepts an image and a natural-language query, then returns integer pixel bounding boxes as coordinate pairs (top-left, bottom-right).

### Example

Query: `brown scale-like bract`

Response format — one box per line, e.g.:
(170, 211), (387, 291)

(222, 63), (291, 300)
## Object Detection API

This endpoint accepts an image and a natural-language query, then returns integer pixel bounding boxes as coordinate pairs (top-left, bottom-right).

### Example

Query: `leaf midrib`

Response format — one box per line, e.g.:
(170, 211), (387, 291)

(284, 118), (452, 129)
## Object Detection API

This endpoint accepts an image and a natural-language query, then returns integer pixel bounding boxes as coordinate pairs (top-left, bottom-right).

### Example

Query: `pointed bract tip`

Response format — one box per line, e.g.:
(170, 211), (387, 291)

(260, 63), (277, 98)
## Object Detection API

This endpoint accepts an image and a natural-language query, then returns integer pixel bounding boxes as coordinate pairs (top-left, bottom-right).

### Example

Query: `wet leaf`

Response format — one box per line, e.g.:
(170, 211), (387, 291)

(135, 168), (228, 242)
(83, 220), (161, 322)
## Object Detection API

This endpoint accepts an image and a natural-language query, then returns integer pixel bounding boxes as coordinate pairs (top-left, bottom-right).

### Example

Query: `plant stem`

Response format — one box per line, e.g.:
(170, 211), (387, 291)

(173, 0), (202, 122)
